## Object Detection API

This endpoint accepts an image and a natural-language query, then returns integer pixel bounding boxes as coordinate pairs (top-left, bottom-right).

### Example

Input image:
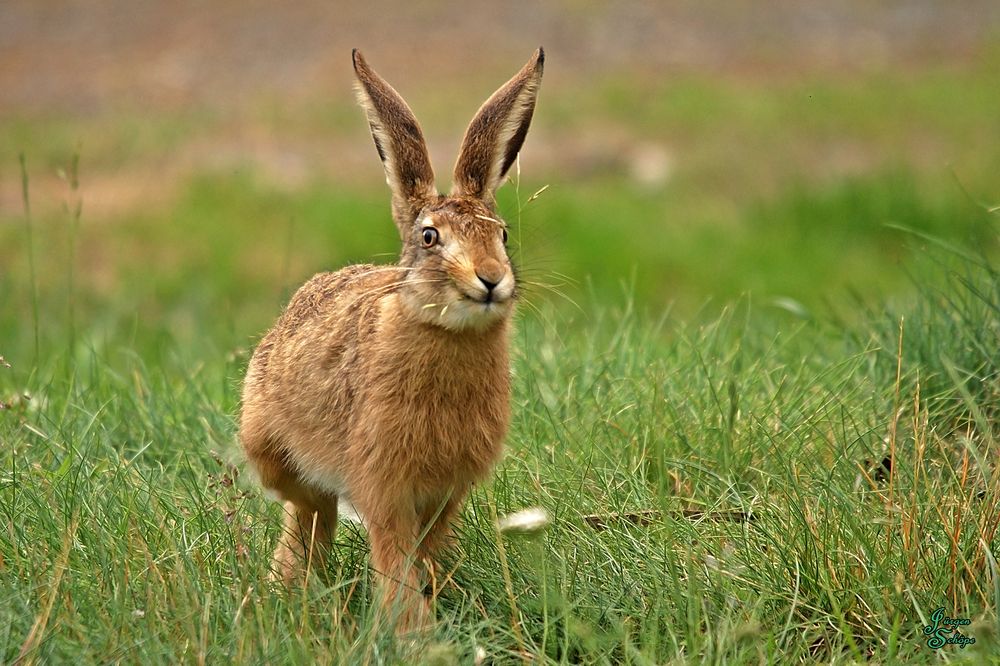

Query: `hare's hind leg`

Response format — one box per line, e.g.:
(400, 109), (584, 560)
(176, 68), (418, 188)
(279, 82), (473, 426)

(272, 494), (338, 584)
(244, 435), (338, 583)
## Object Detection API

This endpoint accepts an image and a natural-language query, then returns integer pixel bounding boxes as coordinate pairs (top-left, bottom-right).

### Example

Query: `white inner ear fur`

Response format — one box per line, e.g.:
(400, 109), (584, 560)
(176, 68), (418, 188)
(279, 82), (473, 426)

(354, 85), (395, 185)
(485, 78), (540, 193)
(354, 84), (435, 202)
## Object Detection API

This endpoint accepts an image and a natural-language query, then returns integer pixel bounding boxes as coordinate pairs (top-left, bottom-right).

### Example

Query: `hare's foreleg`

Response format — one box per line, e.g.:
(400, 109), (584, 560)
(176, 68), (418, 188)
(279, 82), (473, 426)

(364, 500), (431, 632)
(417, 492), (464, 561)
(414, 492), (464, 602)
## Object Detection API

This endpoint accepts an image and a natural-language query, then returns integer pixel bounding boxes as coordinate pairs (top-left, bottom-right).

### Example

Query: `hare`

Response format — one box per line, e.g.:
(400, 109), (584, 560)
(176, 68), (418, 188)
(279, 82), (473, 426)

(239, 47), (544, 629)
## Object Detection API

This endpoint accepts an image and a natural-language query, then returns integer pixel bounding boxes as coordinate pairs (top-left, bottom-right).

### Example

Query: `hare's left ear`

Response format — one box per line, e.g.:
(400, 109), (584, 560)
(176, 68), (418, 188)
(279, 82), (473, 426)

(452, 48), (544, 200)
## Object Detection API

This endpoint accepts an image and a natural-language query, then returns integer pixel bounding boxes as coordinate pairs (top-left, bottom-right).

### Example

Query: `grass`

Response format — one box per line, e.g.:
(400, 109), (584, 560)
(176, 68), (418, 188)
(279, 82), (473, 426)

(2, 52), (1000, 663)
(2, 206), (999, 662)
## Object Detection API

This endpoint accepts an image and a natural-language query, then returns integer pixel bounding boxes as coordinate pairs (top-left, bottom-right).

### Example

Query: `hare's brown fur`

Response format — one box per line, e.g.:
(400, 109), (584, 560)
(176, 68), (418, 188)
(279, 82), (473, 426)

(239, 48), (543, 631)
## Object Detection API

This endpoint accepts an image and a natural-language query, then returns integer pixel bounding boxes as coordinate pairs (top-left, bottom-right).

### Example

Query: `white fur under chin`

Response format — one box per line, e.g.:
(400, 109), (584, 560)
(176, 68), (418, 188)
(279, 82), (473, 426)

(404, 292), (512, 332)
(435, 298), (512, 331)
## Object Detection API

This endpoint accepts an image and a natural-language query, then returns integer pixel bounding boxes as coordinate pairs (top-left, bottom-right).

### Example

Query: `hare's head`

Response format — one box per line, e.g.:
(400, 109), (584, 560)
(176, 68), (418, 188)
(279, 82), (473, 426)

(353, 48), (544, 331)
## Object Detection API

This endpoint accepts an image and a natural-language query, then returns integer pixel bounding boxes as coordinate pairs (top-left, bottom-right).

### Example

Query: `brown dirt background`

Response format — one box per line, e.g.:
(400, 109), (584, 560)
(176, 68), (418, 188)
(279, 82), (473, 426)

(3, 1), (999, 113)
(2, 1), (998, 217)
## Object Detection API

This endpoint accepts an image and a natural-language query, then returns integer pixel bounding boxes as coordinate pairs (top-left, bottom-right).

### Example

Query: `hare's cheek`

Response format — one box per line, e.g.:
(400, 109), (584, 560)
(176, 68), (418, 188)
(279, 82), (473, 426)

(436, 278), (465, 301)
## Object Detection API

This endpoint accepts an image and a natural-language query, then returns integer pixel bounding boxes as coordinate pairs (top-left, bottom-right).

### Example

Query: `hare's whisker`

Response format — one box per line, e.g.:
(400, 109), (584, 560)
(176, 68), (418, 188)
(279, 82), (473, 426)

(519, 279), (582, 312)
(343, 278), (445, 306)
(515, 295), (544, 319)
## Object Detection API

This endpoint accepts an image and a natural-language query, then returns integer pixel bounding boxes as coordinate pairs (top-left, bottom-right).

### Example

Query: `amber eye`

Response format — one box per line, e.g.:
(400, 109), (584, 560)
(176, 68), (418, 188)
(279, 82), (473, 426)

(421, 227), (439, 247)
(501, 228), (508, 244)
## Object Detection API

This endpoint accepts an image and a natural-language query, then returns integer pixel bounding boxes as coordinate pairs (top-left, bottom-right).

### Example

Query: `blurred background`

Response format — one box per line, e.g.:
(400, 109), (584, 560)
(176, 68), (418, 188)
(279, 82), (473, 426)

(2, 1), (999, 356)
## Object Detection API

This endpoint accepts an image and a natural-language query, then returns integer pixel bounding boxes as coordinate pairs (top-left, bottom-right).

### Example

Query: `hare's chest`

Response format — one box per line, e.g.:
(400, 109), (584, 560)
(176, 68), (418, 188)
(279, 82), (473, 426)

(401, 353), (510, 443)
(363, 339), (511, 478)
(408, 383), (509, 485)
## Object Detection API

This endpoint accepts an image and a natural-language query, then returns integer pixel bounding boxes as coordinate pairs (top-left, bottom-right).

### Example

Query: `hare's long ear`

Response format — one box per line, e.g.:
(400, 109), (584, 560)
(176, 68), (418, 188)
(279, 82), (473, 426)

(452, 48), (544, 200)
(353, 50), (436, 233)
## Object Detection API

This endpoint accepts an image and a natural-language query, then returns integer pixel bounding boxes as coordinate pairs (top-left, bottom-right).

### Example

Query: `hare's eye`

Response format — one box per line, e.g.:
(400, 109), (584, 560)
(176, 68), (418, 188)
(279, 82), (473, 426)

(501, 228), (508, 244)
(421, 227), (439, 247)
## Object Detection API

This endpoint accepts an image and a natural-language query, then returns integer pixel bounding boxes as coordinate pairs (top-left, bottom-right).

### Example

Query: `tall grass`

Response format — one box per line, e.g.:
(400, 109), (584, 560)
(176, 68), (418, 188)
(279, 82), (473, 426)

(864, 232), (1000, 437)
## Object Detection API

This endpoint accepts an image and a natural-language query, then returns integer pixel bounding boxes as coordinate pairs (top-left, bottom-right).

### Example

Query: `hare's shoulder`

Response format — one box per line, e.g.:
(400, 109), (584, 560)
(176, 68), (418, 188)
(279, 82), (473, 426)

(278, 263), (402, 325)
(251, 264), (396, 363)
(247, 264), (400, 384)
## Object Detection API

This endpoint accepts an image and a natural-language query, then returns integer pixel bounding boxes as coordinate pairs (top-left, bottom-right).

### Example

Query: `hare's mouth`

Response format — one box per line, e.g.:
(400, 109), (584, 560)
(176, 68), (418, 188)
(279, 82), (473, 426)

(456, 278), (514, 305)
(460, 290), (510, 307)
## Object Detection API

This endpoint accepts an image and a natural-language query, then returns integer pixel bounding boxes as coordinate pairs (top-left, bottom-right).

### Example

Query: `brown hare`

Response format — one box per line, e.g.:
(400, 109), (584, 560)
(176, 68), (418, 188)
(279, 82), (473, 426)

(239, 47), (544, 629)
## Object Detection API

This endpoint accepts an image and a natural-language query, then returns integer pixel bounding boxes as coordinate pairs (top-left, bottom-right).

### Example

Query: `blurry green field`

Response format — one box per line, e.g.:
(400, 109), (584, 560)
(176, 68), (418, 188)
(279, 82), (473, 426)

(2, 55), (1000, 663)
(3, 53), (1000, 357)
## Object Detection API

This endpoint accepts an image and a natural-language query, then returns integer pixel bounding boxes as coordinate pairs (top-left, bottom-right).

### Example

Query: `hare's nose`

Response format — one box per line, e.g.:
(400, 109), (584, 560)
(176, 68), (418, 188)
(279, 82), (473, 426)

(476, 259), (504, 293)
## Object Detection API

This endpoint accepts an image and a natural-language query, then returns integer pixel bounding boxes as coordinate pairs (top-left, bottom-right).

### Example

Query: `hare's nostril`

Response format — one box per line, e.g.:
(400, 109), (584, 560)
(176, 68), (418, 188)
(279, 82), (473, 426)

(477, 275), (499, 292)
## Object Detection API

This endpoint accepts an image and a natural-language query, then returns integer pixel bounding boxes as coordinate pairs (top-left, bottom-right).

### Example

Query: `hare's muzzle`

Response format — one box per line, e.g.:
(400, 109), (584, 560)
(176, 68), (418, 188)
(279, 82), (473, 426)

(474, 258), (507, 303)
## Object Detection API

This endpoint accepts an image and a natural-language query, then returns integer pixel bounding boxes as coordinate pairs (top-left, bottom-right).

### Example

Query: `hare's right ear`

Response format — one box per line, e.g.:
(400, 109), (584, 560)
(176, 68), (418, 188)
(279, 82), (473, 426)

(353, 50), (437, 234)
(452, 48), (544, 201)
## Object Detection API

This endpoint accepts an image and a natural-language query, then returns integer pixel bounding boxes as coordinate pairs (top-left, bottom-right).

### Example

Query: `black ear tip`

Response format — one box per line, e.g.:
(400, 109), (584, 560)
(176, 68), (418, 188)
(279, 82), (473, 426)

(536, 47), (545, 66)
